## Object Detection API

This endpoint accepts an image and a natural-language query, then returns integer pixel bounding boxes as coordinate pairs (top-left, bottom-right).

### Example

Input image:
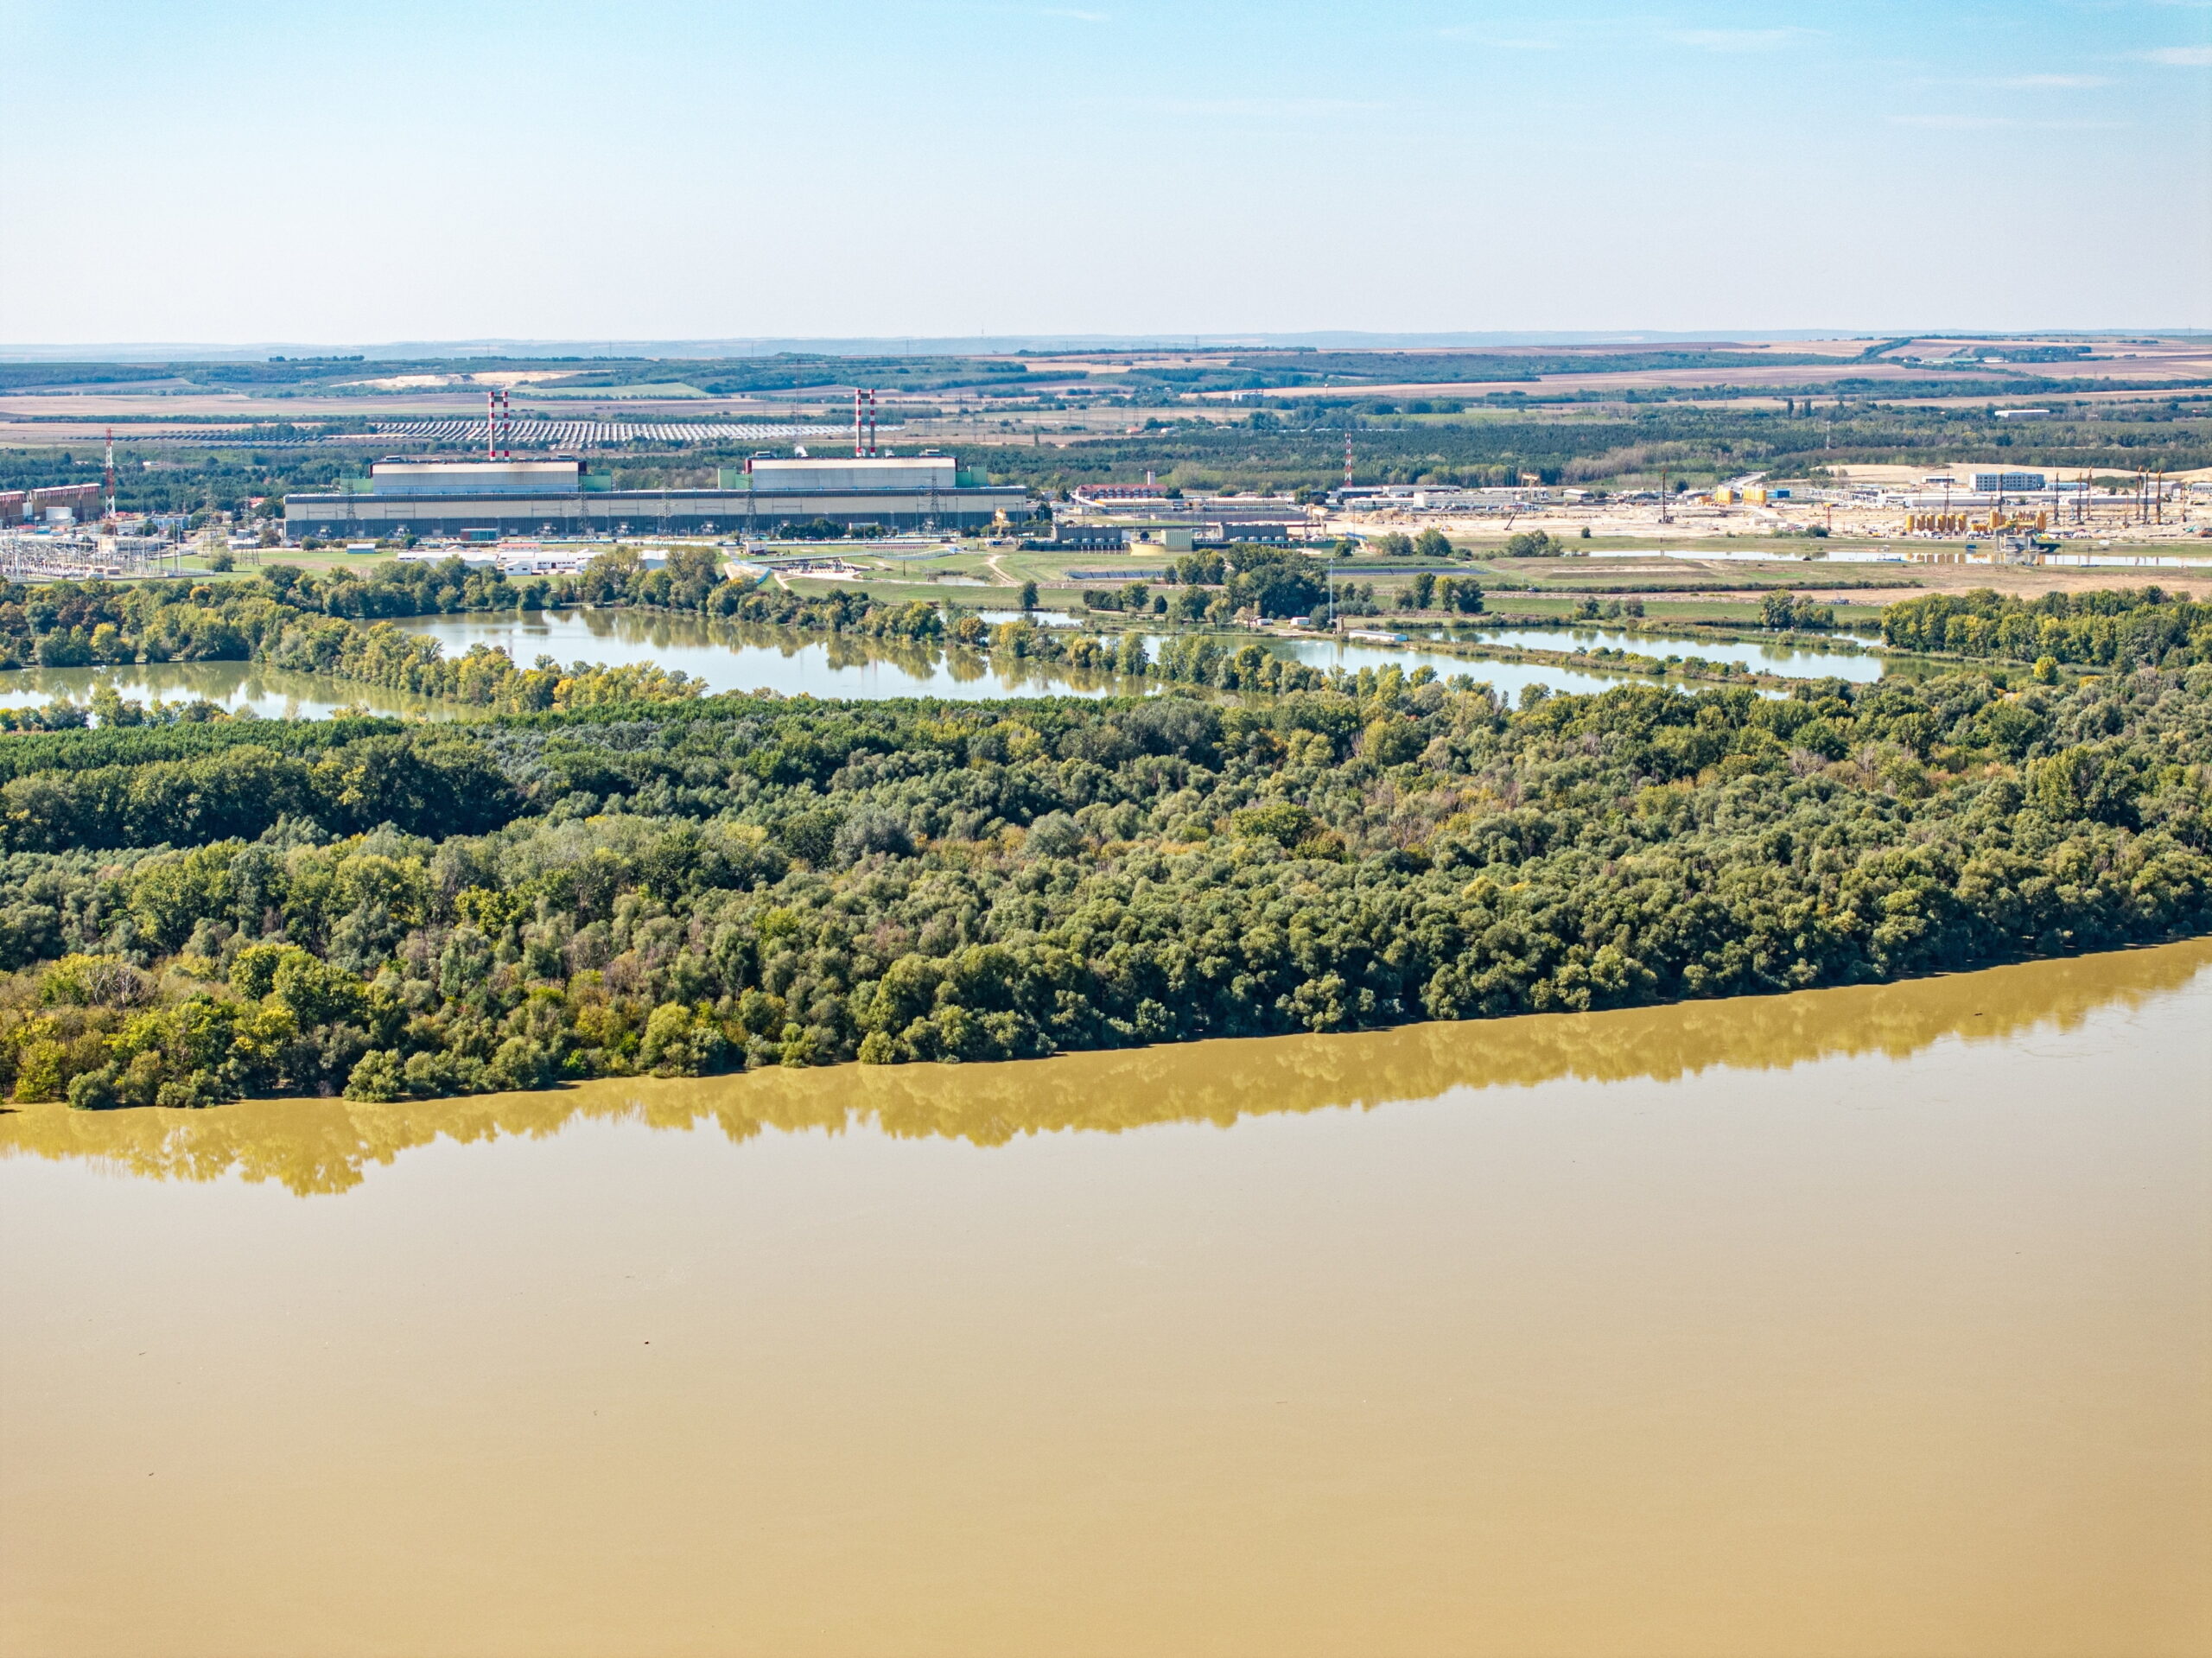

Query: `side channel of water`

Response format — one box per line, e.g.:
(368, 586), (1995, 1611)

(1458, 623), (1888, 682)
(396, 609), (1141, 701)
(404, 610), (1663, 702)
(0, 659), (457, 721)
(405, 609), (1675, 701)
(0, 611), (1904, 727)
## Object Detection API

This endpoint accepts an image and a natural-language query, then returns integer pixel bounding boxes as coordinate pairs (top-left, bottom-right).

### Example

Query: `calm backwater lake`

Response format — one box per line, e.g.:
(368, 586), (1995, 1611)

(398, 609), (1140, 701)
(4, 941), (2208, 1656)
(0, 659), (455, 721)
(400, 609), (1656, 702)
(0, 612), (1861, 727)
(1463, 623), (1888, 681)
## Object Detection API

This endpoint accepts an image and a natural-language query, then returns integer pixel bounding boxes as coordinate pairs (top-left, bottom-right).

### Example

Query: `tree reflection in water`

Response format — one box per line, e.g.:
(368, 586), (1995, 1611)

(5, 937), (2204, 1197)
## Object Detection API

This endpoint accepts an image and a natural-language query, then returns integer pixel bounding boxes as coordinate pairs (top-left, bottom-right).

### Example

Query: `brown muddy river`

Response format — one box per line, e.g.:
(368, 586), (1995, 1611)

(3, 943), (2208, 1657)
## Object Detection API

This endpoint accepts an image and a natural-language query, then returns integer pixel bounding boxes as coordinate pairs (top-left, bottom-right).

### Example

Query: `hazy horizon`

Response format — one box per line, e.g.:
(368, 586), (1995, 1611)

(4, 327), (2209, 365)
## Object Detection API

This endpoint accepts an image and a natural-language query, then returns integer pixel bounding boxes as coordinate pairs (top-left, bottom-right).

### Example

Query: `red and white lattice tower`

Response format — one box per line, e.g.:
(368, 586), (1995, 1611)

(486, 389), (514, 460)
(103, 428), (118, 522)
(1343, 433), (1353, 490)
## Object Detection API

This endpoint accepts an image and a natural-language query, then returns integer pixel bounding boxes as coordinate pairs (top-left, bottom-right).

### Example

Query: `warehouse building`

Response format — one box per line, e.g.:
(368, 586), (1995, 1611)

(284, 454), (1031, 540)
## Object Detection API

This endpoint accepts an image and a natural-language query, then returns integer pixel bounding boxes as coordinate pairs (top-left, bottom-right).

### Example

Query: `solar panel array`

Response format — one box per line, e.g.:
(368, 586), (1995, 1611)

(372, 420), (849, 446)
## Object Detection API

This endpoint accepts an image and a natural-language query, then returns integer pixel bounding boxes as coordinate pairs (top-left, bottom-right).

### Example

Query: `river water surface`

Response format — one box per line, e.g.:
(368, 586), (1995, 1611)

(3, 943), (2208, 1656)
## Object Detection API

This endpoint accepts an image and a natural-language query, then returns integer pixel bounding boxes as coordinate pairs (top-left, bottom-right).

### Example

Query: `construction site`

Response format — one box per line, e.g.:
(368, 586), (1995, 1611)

(1306, 448), (2209, 565)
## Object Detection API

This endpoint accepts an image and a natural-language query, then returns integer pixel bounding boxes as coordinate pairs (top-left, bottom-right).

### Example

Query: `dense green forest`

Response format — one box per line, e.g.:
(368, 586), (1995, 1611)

(1, 657), (2205, 1110)
(1883, 588), (2212, 670)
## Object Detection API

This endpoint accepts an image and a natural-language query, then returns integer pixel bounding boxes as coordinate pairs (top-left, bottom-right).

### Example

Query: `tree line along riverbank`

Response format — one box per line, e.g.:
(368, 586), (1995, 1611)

(6, 551), (2204, 735)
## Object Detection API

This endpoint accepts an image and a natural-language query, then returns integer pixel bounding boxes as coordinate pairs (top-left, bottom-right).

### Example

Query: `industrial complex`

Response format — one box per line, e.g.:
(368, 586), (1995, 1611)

(283, 451), (1030, 541)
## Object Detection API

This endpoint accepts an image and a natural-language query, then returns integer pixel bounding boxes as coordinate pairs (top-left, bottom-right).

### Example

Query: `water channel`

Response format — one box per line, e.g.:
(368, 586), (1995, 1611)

(0, 611), (1971, 728)
(4, 940), (2207, 1656)
(401, 610), (1662, 702)
(397, 609), (1140, 701)
(0, 659), (456, 721)
(1461, 623), (1888, 682)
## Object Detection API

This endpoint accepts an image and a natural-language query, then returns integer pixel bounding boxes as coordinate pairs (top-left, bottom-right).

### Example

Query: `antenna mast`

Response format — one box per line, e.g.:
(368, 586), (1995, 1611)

(103, 428), (117, 523)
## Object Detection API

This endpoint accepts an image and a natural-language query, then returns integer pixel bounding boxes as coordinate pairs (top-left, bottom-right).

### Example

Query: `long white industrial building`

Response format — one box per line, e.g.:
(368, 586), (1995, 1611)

(284, 454), (1031, 539)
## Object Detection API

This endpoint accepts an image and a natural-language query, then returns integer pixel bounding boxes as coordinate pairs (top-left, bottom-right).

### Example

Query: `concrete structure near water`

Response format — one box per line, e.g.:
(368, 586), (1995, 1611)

(285, 454), (1029, 540)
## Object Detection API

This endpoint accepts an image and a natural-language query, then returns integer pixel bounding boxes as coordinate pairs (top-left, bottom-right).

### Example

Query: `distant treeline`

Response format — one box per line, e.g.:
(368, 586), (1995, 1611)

(1221, 349), (1846, 384)
(982, 403), (2212, 494)
(9, 382), (2204, 508)
(0, 353), (1080, 400)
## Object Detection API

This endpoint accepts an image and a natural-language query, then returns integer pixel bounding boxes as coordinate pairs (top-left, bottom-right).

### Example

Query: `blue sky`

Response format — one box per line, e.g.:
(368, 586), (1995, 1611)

(3, 1), (2206, 343)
